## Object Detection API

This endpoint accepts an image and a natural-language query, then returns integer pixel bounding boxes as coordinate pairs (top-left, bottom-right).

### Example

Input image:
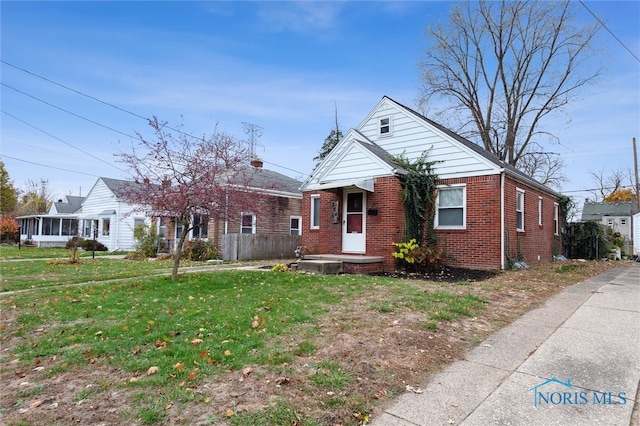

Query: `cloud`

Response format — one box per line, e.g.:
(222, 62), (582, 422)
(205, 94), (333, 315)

(255, 1), (344, 35)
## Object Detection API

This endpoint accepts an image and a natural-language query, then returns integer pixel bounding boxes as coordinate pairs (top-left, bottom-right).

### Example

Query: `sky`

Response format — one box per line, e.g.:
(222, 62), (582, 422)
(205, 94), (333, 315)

(1, 1), (639, 215)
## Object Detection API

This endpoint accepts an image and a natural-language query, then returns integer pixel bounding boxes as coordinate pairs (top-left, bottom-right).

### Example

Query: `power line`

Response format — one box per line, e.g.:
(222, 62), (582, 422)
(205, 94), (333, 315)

(1, 82), (138, 140)
(2, 60), (310, 177)
(0, 154), (101, 177)
(1, 59), (151, 121)
(2, 59), (200, 141)
(579, 0), (640, 63)
(1, 110), (126, 173)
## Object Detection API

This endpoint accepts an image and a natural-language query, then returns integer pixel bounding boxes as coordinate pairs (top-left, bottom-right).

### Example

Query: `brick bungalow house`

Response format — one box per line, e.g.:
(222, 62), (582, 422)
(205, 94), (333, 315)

(299, 96), (562, 272)
(158, 161), (303, 258)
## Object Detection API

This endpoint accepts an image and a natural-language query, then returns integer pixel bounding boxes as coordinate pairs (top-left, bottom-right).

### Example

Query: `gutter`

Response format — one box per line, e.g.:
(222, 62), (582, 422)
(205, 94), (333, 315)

(500, 168), (505, 270)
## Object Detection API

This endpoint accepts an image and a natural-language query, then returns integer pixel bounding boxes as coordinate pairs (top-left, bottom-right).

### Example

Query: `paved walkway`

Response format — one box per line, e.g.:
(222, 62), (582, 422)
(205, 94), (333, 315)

(371, 263), (640, 426)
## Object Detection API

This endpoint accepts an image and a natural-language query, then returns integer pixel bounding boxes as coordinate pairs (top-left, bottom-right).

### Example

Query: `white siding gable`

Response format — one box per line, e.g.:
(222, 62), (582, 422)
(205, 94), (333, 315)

(79, 178), (150, 251)
(356, 98), (500, 179)
(302, 129), (396, 191)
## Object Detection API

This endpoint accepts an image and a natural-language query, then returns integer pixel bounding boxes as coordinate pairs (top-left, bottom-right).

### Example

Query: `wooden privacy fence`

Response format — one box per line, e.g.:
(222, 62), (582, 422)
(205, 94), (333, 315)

(221, 234), (301, 261)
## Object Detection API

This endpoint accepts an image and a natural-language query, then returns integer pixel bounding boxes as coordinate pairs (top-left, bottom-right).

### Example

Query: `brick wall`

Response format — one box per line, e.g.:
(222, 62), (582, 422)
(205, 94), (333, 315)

(436, 175), (502, 270)
(503, 177), (559, 265)
(301, 176), (405, 272)
(210, 195), (302, 248)
(302, 173), (559, 272)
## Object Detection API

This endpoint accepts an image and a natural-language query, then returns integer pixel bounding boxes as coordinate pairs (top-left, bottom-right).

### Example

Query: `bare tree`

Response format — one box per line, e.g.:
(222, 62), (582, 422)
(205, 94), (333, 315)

(419, 0), (601, 182)
(589, 167), (632, 201)
(16, 178), (53, 215)
(118, 118), (270, 280)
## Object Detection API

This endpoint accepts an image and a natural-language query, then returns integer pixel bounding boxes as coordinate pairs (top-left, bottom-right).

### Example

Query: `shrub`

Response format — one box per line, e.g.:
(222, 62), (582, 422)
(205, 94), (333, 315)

(182, 239), (218, 261)
(66, 236), (84, 263)
(392, 239), (444, 272)
(271, 263), (288, 272)
(65, 236), (84, 249)
(133, 224), (157, 259)
(392, 239), (420, 267)
(80, 239), (108, 251)
(0, 214), (19, 243)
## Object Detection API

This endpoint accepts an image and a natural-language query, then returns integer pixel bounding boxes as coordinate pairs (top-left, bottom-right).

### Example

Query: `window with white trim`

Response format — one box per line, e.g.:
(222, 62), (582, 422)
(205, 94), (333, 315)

(379, 116), (392, 136)
(241, 213), (256, 234)
(553, 203), (559, 235)
(290, 216), (302, 235)
(620, 218), (627, 226)
(516, 189), (525, 231)
(538, 197), (543, 226)
(607, 218), (614, 226)
(436, 185), (466, 228)
(310, 195), (320, 229)
(102, 218), (111, 236)
(192, 214), (209, 238)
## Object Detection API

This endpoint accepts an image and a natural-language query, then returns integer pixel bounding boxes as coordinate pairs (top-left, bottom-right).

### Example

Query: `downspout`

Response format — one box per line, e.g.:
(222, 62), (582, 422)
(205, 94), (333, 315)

(500, 169), (505, 270)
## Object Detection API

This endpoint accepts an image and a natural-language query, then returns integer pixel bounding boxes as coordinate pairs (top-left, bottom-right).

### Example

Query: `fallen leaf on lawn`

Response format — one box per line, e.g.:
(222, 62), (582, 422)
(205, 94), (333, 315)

(173, 362), (185, 371)
(204, 396), (211, 403)
(190, 338), (203, 345)
(33, 366), (45, 372)
(188, 371), (197, 380)
(146, 366), (159, 376)
(275, 377), (290, 385)
(95, 331), (103, 336)
(225, 408), (234, 417)
(199, 350), (208, 359)
(242, 367), (253, 378)
(224, 350), (231, 356)
(188, 295), (195, 300)
(129, 377), (138, 383)
(252, 320), (259, 329)
(165, 403), (172, 410)
(29, 400), (43, 409)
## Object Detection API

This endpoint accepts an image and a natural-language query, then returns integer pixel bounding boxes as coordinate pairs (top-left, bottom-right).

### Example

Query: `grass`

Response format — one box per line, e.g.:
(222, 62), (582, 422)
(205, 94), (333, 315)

(0, 251), (499, 424)
(0, 245), (123, 260)
(0, 257), (175, 292)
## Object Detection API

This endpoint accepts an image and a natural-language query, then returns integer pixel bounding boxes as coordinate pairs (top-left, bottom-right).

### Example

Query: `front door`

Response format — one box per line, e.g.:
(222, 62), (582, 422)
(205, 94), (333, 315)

(342, 190), (366, 253)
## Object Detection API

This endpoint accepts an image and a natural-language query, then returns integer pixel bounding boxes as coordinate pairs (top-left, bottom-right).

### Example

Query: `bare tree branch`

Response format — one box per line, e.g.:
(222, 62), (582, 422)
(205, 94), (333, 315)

(419, 0), (601, 183)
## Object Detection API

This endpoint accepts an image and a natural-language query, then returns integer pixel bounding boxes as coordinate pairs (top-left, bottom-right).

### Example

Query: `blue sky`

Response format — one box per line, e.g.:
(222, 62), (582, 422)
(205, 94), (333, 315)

(1, 1), (638, 211)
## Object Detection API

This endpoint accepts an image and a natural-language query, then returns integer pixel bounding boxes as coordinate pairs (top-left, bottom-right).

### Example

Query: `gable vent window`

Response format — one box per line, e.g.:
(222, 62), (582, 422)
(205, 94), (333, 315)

(379, 117), (392, 136)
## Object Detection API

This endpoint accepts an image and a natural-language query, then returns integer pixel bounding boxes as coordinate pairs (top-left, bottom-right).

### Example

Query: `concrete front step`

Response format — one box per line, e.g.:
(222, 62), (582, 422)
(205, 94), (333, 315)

(296, 260), (343, 275)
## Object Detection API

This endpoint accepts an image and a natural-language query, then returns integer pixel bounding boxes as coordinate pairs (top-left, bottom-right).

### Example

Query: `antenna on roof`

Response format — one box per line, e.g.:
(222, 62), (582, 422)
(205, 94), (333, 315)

(241, 122), (263, 160)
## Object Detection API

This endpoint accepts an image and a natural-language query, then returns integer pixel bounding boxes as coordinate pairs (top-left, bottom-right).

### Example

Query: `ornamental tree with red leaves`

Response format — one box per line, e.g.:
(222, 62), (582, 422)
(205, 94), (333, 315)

(118, 117), (274, 280)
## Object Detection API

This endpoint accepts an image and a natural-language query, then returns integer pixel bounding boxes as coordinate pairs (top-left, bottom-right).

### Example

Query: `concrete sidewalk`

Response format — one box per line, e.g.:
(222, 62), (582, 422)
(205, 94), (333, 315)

(371, 263), (640, 426)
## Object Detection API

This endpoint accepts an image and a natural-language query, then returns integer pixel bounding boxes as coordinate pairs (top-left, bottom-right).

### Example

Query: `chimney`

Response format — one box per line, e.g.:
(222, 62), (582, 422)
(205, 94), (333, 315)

(250, 157), (263, 168)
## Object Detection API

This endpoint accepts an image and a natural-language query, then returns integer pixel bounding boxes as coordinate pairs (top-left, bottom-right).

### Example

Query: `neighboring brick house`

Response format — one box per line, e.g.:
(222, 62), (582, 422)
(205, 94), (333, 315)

(300, 96), (562, 272)
(158, 162), (303, 253)
(581, 200), (638, 255)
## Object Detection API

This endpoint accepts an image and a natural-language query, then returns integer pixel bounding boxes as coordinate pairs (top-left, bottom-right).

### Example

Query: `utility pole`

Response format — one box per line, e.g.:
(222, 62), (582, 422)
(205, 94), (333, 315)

(633, 137), (639, 212)
(241, 122), (263, 160)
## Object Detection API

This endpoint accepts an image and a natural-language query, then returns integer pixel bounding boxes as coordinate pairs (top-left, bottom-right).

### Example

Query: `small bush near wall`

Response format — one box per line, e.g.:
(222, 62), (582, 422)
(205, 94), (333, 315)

(183, 239), (218, 261)
(80, 239), (108, 251)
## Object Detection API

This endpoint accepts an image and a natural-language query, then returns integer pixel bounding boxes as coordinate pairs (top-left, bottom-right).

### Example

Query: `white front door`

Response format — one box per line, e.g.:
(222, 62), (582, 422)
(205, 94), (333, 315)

(342, 190), (366, 253)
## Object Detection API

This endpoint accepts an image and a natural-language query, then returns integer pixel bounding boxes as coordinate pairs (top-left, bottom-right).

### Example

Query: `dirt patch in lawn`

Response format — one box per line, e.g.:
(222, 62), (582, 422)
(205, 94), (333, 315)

(0, 260), (630, 425)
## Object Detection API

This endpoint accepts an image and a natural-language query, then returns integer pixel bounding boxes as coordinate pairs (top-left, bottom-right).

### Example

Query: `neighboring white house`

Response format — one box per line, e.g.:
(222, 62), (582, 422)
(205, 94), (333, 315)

(17, 195), (85, 248)
(78, 177), (151, 251)
(17, 177), (151, 251)
(581, 200), (638, 256)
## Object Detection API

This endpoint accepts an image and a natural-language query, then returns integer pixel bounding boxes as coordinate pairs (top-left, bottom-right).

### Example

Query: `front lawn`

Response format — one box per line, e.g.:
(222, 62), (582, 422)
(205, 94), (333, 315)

(0, 256), (629, 425)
